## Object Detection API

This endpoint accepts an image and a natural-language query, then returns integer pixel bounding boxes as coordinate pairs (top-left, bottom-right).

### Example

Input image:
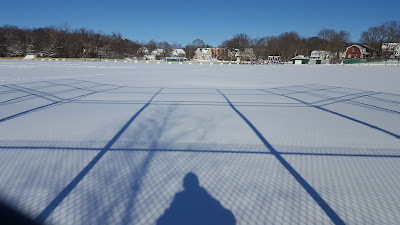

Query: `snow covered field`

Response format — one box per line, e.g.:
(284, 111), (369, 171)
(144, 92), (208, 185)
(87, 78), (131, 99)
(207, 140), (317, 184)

(0, 60), (399, 225)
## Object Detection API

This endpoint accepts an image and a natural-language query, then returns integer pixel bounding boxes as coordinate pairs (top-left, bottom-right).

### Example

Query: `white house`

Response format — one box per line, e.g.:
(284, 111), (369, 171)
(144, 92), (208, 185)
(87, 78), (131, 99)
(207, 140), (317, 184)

(227, 48), (255, 62)
(382, 43), (400, 58)
(227, 49), (239, 61)
(171, 49), (186, 57)
(194, 48), (213, 60)
(310, 50), (331, 64)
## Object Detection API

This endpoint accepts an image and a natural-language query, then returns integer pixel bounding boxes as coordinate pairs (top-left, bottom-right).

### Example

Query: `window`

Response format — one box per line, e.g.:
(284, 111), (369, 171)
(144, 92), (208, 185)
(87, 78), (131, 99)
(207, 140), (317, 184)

(354, 54), (358, 58)
(352, 48), (356, 52)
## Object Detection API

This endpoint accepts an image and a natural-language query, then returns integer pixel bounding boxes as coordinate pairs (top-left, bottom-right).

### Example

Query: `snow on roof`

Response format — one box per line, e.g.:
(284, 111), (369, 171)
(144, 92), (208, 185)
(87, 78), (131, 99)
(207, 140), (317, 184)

(151, 49), (164, 56)
(195, 48), (211, 54)
(310, 51), (331, 59)
(293, 55), (308, 60)
(23, 54), (35, 60)
(382, 43), (400, 51)
(346, 45), (369, 55)
(311, 50), (329, 54)
(170, 49), (186, 57)
(202, 48), (211, 53)
(173, 49), (185, 54)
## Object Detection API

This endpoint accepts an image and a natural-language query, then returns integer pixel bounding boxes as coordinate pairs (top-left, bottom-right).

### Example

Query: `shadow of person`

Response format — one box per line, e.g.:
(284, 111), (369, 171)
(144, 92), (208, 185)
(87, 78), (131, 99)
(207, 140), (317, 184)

(157, 172), (236, 225)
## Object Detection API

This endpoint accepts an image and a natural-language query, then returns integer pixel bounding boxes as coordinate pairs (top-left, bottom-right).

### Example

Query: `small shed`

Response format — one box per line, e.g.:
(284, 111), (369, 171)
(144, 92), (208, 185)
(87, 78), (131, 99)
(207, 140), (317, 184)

(165, 57), (188, 62)
(292, 55), (309, 64)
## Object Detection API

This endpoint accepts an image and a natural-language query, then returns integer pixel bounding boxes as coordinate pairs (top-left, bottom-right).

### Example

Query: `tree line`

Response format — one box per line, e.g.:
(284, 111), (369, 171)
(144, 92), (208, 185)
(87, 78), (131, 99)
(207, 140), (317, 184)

(1, 21), (399, 60)
(0, 25), (142, 58)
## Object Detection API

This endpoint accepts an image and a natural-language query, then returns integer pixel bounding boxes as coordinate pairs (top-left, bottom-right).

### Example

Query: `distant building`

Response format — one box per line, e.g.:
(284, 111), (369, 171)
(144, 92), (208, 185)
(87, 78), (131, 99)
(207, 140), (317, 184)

(268, 56), (280, 61)
(237, 48), (256, 61)
(151, 49), (165, 58)
(194, 48), (213, 60)
(142, 49), (186, 60)
(227, 49), (239, 61)
(165, 57), (188, 62)
(137, 47), (149, 56)
(292, 55), (310, 64)
(226, 48), (255, 62)
(194, 48), (226, 60)
(310, 50), (331, 64)
(171, 49), (186, 57)
(210, 48), (226, 60)
(266, 56), (281, 64)
(344, 45), (376, 59)
(382, 43), (400, 58)
(137, 47), (156, 60)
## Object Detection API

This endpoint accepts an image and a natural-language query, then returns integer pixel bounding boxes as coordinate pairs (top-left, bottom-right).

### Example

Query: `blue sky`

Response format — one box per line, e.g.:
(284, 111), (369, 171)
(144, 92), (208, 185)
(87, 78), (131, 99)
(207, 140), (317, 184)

(1, 0), (399, 46)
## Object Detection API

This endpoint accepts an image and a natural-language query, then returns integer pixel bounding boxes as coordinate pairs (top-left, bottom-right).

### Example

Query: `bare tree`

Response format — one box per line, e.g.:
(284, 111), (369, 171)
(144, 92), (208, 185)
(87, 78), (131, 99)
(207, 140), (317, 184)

(220, 33), (252, 61)
(252, 37), (270, 60)
(359, 26), (385, 50)
(382, 21), (400, 42)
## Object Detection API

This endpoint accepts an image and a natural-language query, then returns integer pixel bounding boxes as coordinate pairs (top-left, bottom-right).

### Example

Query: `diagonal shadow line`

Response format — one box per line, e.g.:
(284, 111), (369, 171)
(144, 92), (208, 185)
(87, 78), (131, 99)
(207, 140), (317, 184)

(311, 91), (377, 105)
(0, 89), (19, 95)
(0, 81), (52, 94)
(61, 79), (118, 87)
(287, 88), (378, 108)
(0, 86), (123, 124)
(294, 90), (400, 115)
(344, 100), (400, 115)
(283, 86), (343, 95)
(366, 95), (400, 104)
(11, 82), (66, 92)
(0, 93), (32, 104)
(1, 145), (400, 158)
(8, 84), (65, 101)
(296, 88), (400, 115)
(283, 88), (400, 115)
(288, 84), (384, 98)
(309, 84), (400, 98)
(4, 85), (59, 102)
(309, 85), (400, 107)
(217, 89), (346, 225)
(260, 89), (400, 140)
(0, 85), (99, 107)
(316, 92), (379, 106)
(34, 88), (163, 224)
(43, 81), (114, 93)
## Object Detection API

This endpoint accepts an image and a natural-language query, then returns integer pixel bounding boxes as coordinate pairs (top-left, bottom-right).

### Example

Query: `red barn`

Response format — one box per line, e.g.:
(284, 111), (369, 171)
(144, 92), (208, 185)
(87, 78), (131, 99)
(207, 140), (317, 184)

(345, 44), (375, 59)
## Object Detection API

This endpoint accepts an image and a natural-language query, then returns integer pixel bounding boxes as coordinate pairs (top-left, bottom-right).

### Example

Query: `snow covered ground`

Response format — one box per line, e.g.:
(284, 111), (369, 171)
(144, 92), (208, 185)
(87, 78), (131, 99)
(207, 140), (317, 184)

(0, 60), (399, 225)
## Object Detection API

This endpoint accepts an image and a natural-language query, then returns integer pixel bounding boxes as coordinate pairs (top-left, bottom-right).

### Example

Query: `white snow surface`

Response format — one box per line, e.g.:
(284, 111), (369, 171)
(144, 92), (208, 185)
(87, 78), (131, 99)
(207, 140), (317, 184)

(0, 60), (400, 225)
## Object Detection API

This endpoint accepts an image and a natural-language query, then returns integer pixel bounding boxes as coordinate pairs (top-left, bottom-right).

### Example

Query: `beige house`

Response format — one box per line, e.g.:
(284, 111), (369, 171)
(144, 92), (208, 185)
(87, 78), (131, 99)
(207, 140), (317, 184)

(194, 48), (213, 60)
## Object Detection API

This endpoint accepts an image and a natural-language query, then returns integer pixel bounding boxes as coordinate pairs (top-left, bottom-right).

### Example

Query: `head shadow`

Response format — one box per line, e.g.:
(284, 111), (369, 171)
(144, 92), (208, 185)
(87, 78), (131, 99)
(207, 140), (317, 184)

(157, 172), (236, 225)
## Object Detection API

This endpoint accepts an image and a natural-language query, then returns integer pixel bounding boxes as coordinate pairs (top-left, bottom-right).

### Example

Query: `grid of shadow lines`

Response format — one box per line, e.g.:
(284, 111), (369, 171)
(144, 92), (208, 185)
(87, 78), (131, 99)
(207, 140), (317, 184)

(0, 79), (400, 225)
